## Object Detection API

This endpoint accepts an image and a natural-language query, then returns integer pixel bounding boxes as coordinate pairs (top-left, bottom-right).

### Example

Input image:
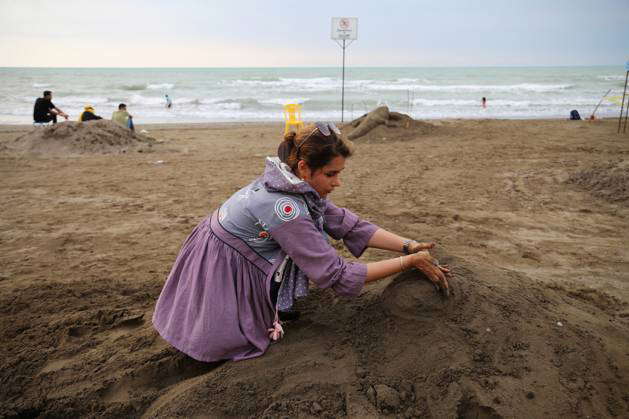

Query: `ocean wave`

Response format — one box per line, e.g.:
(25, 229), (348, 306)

(395, 78), (431, 84)
(172, 97), (199, 105)
(147, 83), (174, 90)
(258, 97), (310, 106)
(129, 94), (166, 106)
(120, 84), (147, 91)
(411, 97), (605, 108)
(214, 102), (241, 110)
(369, 83), (574, 93)
(223, 77), (341, 92)
(55, 96), (110, 105)
(32, 83), (51, 88)
(597, 75), (625, 81)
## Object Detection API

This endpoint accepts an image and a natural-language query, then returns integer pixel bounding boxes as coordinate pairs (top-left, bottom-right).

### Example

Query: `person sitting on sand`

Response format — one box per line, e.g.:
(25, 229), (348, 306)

(152, 122), (452, 363)
(33, 90), (69, 124)
(111, 103), (134, 131)
(79, 105), (103, 122)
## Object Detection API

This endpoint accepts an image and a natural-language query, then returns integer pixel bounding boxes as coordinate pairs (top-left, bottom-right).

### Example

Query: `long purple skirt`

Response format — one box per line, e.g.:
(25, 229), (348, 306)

(152, 212), (278, 362)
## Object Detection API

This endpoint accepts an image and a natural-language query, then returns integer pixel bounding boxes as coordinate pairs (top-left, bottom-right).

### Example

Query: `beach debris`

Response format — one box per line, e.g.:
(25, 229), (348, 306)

(373, 384), (401, 411)
(556, 321), (563, 327)
(345, 105), (435, 141)
(153, 160), (165, 165)
(140, 129), (150, 134)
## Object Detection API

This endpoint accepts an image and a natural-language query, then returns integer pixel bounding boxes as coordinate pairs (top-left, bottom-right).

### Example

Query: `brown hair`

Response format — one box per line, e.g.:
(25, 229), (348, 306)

(277, 123), (354, 173)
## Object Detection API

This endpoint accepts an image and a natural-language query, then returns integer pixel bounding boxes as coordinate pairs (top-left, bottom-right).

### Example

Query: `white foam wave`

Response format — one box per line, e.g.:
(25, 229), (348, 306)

(214, 102), (241, 110)
(33, 83), (50, 88)
(129, 94), (166, 106)
(172, 97), (199, 105)
(370, 83), (573, 92)
(258, 97), (310, 105)
(224, 77), (344, 92)
(147, 83), (174, 90)
(120, 84), (146, 91)
(412, 97), (605, 108)
(597, 75), (625, 81)
(56, 96), (109, 105)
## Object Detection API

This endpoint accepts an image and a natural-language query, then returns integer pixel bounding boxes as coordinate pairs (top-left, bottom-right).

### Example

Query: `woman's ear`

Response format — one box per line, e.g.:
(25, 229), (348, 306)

(296, 160), (311, 180)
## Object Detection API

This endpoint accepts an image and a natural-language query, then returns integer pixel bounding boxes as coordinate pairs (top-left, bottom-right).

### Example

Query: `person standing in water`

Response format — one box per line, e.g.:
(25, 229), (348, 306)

(481, 97), (487, 109)
(165, 94), (172, 109)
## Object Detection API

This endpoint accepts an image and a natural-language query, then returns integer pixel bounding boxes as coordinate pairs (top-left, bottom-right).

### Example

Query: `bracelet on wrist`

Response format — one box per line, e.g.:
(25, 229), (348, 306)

(402, 239), (417, 255)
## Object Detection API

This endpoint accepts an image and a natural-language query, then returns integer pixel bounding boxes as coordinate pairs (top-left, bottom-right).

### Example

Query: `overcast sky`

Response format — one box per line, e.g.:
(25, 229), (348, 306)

(1, 0), (627, 67)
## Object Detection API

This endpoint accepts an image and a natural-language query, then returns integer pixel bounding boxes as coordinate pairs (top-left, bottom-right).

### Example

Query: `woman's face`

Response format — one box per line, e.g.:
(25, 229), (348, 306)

(299, 156), (345, 198)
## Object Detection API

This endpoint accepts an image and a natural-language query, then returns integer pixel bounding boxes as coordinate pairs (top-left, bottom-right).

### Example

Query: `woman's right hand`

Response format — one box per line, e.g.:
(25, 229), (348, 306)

(410, 251), (452, 296)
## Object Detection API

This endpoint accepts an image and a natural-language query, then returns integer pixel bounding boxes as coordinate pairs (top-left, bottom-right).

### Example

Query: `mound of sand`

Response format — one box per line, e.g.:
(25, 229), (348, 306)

(6, 120), (154, 155)
(568, 159), (629, 204)
(344, 106), (436, 142)
(3, 254), (625, 417)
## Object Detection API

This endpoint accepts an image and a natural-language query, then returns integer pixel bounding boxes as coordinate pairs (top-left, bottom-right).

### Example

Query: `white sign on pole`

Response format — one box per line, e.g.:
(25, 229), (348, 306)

(625, 60), (629, 72)
(331, 17), (358, 40)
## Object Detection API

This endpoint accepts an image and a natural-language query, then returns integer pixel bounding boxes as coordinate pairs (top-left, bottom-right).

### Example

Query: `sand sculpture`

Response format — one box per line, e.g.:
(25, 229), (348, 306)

(6, 120), (154, 155)
(346, 106), (435, 142)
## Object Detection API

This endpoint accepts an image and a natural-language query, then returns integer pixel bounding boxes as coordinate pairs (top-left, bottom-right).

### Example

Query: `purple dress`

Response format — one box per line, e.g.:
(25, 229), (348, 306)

(152, 158), (378, 362)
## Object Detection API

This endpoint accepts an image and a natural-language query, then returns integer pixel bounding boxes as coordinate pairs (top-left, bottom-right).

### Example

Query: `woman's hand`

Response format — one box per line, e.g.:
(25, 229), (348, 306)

(410, 251), (452, 296)
(409, 241), (435, 253)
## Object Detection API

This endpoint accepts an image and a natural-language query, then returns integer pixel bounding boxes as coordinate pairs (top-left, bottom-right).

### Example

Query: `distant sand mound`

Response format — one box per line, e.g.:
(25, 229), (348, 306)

(344, 106), (436, 142)
(568, 159), (629, 204)
(6, 120), (154, 155)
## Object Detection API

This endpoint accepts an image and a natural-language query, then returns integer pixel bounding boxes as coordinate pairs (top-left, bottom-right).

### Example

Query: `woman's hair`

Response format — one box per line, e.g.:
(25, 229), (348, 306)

(277, 123), (354, 173)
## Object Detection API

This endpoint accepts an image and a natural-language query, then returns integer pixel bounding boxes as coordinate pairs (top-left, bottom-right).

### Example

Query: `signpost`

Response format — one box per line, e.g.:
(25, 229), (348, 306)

(331, 17), (358, 123)
(619, 60), (629, 134)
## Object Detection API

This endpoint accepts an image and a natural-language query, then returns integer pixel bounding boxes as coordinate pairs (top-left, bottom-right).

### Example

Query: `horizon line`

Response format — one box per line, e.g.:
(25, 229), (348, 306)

(0, 64), (623, 70)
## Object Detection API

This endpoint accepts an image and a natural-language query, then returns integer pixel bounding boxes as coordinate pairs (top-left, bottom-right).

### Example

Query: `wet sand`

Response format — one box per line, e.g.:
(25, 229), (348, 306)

(1, 119), (628, 417)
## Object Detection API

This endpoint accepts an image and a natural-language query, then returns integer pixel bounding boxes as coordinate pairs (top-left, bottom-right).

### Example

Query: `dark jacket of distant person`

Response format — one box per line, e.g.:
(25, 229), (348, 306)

(33, 91), (69, 123)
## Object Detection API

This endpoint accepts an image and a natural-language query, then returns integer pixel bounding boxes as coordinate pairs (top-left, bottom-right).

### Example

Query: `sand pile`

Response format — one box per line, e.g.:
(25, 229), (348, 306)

(568, 159), (629, 204)
(3, 255), (625, 417)
(6, 120), (154, 155)
(344, 106), (436, 142)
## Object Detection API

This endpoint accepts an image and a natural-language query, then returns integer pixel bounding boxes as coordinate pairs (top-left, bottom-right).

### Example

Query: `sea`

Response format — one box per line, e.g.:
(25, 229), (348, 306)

(0, 66), (626, 124)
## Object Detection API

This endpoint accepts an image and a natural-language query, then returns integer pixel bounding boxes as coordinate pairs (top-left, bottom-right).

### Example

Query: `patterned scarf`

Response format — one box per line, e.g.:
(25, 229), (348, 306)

(262, 157), (326, 311)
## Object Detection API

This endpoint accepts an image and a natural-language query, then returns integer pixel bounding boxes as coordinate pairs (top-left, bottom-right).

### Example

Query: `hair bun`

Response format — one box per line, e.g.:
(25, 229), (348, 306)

(283, 131), (297, 143)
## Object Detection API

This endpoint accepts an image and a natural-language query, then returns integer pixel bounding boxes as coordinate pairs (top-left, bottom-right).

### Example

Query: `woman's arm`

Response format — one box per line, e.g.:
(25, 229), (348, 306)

(367, 228), (435, 254)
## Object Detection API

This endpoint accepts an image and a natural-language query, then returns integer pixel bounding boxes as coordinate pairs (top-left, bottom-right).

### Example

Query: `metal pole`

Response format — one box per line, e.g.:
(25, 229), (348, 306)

(618, 71), (628, 133)
(341, 38), (346, 123)
(622, 93), (629, 132)
(590, 88), (611, 119)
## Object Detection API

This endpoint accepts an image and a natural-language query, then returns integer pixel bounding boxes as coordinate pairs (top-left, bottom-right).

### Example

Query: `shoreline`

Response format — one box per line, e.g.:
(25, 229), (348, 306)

(0, 117), (617, 133)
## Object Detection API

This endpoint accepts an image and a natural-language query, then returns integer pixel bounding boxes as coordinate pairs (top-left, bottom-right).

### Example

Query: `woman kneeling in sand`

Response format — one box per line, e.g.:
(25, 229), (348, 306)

(152, 122), (451, 362)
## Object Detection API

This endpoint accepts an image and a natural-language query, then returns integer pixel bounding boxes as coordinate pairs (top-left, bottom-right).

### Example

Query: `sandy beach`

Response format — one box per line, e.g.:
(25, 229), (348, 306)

(1, 118), (628, 417)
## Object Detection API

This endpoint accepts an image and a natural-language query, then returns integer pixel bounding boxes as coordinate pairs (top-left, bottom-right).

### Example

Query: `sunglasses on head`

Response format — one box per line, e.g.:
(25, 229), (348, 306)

(295, 121), (341, 153)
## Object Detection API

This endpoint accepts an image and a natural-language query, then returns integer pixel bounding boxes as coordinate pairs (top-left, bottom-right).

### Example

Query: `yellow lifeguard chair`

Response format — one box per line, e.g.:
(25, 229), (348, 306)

(283, 103), (304, 135)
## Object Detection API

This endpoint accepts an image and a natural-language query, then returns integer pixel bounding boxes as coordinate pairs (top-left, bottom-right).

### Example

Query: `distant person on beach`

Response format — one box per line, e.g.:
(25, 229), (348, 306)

(33, 90), (69, 124)
(78, 105), (103, 122)
(165, 94), (172, 109)
(481, 97), (487, 108)
(111, 103), (134, 131)
(152, 122), (452, 363)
